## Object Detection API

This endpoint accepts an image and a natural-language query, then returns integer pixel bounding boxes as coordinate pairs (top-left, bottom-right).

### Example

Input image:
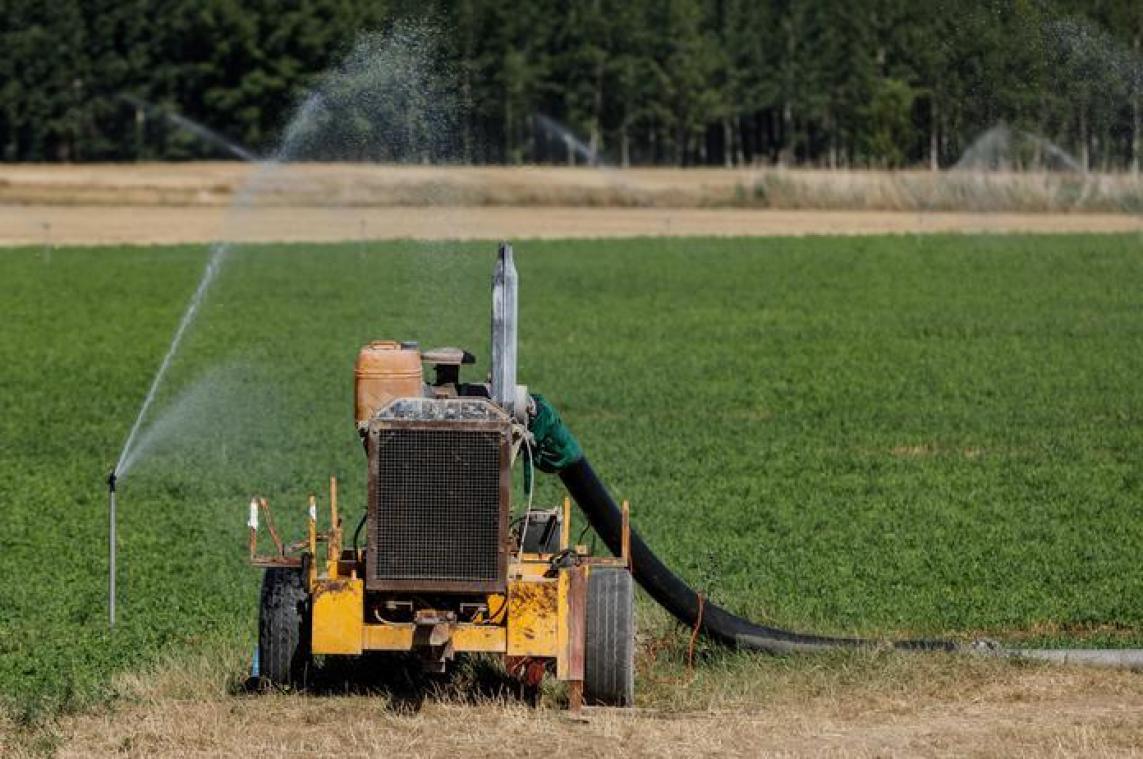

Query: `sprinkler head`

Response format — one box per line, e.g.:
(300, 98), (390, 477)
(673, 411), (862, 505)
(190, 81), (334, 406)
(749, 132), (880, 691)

(107, 469), (117, 493)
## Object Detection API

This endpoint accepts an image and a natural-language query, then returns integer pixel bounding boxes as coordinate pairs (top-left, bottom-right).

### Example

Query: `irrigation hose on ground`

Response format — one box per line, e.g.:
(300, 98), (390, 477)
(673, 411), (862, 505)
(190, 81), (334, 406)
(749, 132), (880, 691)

(531, 396), (1143, 668)
(559, 457), (955, 654)
(559, 457), (1143, 669)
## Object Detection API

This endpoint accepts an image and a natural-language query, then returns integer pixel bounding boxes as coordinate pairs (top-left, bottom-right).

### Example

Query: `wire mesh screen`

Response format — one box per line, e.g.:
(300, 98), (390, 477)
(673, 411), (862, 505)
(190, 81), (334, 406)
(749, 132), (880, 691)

(373, 428), (503, 585)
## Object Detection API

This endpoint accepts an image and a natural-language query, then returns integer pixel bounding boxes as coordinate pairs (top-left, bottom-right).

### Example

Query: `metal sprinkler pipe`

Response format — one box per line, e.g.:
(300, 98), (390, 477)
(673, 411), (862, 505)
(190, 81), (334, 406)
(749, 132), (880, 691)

(107, 469), (117, 628)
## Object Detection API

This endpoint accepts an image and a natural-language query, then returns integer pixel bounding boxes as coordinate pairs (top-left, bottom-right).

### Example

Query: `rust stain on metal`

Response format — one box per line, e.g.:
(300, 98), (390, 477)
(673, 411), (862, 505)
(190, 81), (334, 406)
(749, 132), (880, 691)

(566, 566), (586, 682)
(258, 497), (285, 557)
(506, 656), (547, 688)
(311, 578), (354, 599)
(507, 579), (558, 657)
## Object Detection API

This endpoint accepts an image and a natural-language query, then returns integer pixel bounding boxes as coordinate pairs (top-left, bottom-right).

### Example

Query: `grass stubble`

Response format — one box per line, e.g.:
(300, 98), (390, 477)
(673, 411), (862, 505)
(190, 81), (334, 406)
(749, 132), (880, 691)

(7, 614), (1143, 758)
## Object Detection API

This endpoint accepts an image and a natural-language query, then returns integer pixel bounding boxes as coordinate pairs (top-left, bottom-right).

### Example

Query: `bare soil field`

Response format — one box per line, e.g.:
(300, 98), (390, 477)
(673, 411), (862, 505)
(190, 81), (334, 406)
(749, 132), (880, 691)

(3, 205), (1141, 247)
(1, 163), (1142, 246)
(9, 656), (1142, 758)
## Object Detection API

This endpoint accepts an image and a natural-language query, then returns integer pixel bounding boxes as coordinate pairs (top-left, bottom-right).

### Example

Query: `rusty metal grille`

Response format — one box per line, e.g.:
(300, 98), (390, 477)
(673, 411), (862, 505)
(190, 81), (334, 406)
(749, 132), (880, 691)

(373, 428), (503, 586)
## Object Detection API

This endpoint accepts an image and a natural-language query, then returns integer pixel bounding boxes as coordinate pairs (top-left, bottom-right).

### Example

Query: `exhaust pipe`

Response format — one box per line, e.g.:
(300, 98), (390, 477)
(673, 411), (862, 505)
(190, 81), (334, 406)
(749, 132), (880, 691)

(491, 242), (526, 420)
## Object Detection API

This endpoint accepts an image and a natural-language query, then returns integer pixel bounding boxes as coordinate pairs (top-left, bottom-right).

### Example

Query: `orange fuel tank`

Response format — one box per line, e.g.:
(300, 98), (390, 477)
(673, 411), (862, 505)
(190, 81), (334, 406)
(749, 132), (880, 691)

(354, 341), (423, 424)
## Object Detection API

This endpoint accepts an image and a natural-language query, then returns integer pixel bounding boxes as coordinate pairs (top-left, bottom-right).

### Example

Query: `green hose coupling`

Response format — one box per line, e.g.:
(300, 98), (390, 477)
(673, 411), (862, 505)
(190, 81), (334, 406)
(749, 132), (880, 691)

(527, 394), (584, 473)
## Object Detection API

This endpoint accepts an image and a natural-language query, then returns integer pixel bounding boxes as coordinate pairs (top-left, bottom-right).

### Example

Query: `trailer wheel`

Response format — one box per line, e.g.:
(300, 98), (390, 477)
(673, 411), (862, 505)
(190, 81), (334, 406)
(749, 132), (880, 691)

(584, 566), (635, 706)
(258, 566), (311, 689)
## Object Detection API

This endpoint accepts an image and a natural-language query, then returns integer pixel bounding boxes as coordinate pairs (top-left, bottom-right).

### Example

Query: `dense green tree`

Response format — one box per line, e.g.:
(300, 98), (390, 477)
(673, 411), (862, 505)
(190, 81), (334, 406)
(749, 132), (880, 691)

(3, 0), (1143, 168)
(716, 0), (779, 166)
(2, 0), (89, 160)
(600, 0), (657, 166)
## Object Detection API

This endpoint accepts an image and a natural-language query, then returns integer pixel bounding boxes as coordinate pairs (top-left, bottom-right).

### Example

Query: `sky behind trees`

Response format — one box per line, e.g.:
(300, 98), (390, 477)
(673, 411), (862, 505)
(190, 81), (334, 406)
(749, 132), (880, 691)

(2, 0), (1141, 169)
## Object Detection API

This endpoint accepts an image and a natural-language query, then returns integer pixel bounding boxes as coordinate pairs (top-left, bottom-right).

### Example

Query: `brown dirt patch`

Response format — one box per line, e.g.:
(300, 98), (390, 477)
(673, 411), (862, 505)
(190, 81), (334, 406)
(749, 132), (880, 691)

(3, 204), (1141, 247)
(7, 652), (1142, 758)
(2, 163), (1141, 246)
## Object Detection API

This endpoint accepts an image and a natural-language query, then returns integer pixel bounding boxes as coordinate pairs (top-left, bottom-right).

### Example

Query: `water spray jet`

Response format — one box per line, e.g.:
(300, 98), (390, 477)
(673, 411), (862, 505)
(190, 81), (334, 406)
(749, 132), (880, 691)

(108, 27), (459, 632)
(111, 28), (448, 483)
(535, 113), (601, 166)
(122, 94), (258, 162)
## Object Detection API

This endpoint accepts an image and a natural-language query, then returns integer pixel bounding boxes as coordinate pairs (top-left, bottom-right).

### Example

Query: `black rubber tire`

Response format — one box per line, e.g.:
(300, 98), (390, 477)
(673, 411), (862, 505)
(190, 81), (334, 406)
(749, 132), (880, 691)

(584, 566), (635, 707)
(258, 567), (311, 688)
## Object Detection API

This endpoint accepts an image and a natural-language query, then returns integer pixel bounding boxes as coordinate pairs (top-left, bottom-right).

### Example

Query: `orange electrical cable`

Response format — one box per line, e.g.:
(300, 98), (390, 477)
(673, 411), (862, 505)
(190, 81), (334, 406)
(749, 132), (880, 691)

(687, 592), (705, 675)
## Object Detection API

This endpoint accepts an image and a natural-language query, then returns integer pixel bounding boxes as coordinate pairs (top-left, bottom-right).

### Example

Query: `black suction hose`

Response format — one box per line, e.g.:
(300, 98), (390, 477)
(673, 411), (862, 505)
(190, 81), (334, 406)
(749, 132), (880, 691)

(559, 457), (957, 654)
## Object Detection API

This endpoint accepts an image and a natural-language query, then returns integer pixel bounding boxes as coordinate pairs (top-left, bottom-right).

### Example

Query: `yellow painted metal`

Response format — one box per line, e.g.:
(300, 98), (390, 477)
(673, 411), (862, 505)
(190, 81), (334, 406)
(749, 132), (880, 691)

(556, 570), (570, 678)
(556, 565), (587, 681)
(453, 626), (506, 652)
(308, 557), (562, 661)
(327, 476), (339, 579)
(621, 499), (631, 567)
(561, 497), (571, 550)
(510, 558), (552, 578)
(311, 578), (363, 655)
(361, 624), (506, 652)
(507, 578), (559, 657)
(485, 592), (507, 624)
(362, 624), (413, 650)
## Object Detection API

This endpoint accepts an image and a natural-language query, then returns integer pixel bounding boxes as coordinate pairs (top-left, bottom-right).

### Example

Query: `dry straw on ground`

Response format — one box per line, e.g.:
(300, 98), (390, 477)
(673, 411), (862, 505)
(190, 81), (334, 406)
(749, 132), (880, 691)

(5, 643), (1143, 758)
(3, 163), (1143, 212)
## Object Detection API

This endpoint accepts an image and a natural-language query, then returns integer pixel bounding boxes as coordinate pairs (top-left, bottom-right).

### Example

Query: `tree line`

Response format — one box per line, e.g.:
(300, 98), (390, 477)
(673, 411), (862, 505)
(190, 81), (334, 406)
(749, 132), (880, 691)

(2, 0), (1142, 170)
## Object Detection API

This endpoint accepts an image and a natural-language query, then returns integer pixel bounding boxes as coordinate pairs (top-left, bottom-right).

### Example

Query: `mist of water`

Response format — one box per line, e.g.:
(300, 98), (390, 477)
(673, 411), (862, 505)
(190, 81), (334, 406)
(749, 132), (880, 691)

(122, 94), (259, 162)
(113, 95), (325, 480)
(281, 26), (460, 163)
(114, 23), (463, 481)
(954, 124), (1083, 173)
(535, 113), (601, 166)
(117, 363), (280, 478)
(115, 243), (223, 477)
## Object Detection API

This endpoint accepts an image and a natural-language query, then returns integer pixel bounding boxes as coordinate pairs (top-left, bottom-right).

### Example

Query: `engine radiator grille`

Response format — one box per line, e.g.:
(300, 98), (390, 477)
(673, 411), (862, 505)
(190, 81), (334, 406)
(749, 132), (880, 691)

(369, 426), (507, 592)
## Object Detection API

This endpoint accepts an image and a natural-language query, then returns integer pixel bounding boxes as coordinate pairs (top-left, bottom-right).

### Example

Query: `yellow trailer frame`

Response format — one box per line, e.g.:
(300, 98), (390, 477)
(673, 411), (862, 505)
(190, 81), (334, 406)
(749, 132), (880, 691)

(252, 485), (632, 709)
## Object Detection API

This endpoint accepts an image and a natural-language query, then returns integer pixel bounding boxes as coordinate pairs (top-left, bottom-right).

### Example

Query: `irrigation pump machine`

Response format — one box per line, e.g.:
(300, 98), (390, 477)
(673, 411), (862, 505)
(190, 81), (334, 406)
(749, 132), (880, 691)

(246, 244), (636, 707)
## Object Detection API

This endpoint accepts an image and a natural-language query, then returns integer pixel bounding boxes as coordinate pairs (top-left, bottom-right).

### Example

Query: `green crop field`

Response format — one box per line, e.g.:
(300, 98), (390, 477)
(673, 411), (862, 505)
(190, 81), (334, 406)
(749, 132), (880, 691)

(2, 233), (1142, 722)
